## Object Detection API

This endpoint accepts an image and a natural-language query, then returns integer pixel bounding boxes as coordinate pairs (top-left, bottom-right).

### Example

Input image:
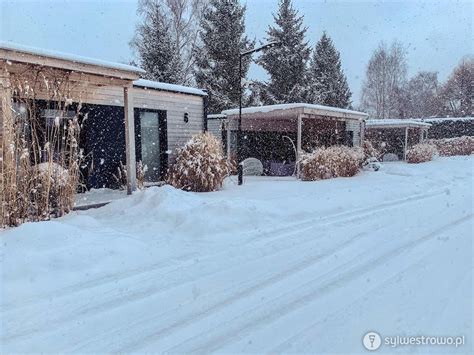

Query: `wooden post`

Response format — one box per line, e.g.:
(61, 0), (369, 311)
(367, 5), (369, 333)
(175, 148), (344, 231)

(296, 114), (302, 178)
(0, 68), (13, 226)
(124, 86), (136, 194)
(404, 127), (409, 160)
(419, 128), (424, 143)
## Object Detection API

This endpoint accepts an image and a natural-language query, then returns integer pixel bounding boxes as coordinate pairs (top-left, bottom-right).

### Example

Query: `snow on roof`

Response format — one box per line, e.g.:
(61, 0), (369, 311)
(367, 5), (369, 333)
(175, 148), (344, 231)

(222, 103), (368, 118)
(207, 114), (227, 119)
(365, 119), (431, 128)
(417, 117), (474, 123)
(0, 41), (145, 74)
(133, 79), (207, 96)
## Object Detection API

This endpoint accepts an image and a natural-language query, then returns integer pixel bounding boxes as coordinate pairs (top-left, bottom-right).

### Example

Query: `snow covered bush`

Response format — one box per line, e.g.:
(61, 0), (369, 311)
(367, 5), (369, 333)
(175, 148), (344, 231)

(166, 132), (228, 192)
(406, 143), (437, 164)
(426, 136), (474, 156)
(300, 146), (364, 181)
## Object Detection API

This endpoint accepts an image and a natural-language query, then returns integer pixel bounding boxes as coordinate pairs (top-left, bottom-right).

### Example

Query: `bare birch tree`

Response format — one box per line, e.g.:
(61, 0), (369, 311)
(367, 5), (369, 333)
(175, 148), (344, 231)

(164, 0), (207, 85)
(361, 41), (407, 119)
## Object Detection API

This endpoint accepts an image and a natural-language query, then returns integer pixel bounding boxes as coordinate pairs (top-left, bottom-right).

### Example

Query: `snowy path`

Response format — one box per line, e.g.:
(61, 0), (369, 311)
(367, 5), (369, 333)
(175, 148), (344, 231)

(1, 157), (472, 353)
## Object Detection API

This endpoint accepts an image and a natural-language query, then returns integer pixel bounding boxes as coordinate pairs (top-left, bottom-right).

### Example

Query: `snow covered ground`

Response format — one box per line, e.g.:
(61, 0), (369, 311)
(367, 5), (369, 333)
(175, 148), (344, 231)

(1, 156), (472, 354)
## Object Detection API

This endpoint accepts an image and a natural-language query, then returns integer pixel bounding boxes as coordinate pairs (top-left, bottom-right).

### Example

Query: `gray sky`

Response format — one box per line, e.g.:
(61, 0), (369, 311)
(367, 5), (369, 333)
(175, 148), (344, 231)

(1, 0), (472, 105)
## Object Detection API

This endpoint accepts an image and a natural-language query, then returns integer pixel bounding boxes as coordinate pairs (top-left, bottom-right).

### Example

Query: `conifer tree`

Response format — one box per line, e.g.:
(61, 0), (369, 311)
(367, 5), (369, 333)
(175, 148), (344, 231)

(131, 0), (184, 84)
(258, 0), (311, 104)
(194, 0), (253, 113)
(308, 32), (352, 108)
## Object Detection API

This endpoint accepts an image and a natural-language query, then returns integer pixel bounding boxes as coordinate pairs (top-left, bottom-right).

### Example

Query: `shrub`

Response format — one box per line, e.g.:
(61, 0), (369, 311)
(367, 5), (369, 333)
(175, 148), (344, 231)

(406, 143), (437, 163)
(362, 140), (380, 161)
(426, 136), (474, 156)
(300, 146), (364, 181)
(167, 132), (228, 192)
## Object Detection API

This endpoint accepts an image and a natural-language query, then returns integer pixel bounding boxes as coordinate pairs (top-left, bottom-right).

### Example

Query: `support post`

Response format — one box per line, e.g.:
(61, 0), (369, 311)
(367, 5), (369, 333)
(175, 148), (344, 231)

(403, 127), (409, 161)
(237, 55), (243, 185)
(296, 114), (302, 178)
(124, 86), (136, 194)
(419, 128), (424, 143)
(226, 119), (231, 159)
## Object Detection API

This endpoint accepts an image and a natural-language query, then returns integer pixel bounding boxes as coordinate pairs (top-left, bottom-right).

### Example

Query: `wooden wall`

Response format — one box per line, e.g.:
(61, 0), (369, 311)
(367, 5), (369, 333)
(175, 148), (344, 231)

(88, 85), (205, 160)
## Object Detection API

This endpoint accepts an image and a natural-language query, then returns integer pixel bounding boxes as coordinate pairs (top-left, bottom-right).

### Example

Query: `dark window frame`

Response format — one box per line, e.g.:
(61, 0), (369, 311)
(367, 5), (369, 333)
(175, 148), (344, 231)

(134, 108), (168, 181)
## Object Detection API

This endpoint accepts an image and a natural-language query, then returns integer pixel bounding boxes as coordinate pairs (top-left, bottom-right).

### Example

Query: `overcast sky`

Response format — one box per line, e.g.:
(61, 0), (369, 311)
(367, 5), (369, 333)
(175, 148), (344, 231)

(1, 0), (472, 105)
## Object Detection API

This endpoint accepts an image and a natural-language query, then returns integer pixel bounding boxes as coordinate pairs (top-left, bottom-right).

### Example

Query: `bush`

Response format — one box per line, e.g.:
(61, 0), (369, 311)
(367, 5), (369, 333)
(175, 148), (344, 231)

(167, 132), (228, 192)
(362, 141), (380, 161)
(406, 143), (437, 163)
(426, 136), (474, 156)
(300, 146), (364, 181)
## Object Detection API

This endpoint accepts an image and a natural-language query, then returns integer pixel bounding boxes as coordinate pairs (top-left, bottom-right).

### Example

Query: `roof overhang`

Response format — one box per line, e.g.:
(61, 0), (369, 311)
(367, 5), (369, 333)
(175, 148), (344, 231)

(222, 103), (368, 121)
(365, 119), (432, 129)
(0, 41), (144, 82)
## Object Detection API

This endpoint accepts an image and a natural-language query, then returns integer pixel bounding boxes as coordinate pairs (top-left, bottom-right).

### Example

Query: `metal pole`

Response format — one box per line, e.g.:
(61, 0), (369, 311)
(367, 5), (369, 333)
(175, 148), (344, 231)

(237, 55), (243, 185)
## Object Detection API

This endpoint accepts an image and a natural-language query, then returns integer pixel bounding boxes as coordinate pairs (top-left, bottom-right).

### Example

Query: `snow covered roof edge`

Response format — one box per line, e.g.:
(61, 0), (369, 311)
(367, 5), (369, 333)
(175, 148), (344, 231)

(133, 79), (207, 97)
(365, 119), (431, 127)
(415, 117), (474, 123)
(0, 41), (145, 74)
(222, 103), (368, 118)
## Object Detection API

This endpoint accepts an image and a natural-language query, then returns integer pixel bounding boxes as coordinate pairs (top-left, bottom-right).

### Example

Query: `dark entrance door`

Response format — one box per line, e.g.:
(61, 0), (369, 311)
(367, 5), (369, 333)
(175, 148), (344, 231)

(135, 109), (168, 182)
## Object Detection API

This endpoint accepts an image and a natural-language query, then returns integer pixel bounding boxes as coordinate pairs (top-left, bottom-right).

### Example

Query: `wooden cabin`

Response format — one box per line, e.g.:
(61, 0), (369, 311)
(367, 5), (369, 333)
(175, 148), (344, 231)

(0, 42), (207, 193)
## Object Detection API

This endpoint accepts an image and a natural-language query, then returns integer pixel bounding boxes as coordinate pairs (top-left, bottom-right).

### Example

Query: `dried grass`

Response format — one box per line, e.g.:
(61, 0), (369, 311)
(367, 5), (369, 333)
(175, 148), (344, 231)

(1, 66), (81, 227)
(166, 132), (228, 192)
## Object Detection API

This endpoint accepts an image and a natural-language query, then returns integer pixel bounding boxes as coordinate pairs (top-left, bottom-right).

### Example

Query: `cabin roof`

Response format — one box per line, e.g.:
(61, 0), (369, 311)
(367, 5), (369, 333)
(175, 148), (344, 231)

(0, 41), (144, 80)
(133, 79), (207, 97)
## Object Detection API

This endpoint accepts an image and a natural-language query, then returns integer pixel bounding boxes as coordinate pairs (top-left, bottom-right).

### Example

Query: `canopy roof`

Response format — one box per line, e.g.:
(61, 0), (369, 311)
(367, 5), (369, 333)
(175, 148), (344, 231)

(222, 103), (368, 121)
(365, 119), (431, 129)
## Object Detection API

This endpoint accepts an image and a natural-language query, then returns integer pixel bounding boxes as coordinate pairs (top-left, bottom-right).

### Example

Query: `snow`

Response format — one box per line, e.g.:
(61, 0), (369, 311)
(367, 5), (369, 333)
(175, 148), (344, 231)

(1, 156), (472, 353)
(419, 117), (474, 123)
(366, 118), (432, 128)
(222, 103), (368, 119)
(133, 79), (207, 97)
(0, 41), (144, 74)
(74, 188), (127, 208)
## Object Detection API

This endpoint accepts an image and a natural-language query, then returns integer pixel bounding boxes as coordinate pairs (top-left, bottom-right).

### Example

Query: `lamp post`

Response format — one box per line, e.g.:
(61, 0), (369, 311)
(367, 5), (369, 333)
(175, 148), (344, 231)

(237, 41), (280, 185)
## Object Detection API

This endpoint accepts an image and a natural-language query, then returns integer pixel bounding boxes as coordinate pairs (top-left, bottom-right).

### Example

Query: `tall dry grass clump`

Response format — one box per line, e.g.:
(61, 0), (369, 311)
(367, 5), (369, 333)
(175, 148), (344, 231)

(426, 136), (474, 156)
(406, 143), (437, 164)
(167, 132), (228, 192)
(1, 66), (81, 227)
(300, 145), (364, 181)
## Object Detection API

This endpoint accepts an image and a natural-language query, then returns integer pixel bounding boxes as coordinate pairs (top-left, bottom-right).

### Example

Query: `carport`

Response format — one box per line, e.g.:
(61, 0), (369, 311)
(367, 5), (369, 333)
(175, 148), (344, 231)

(364, 119), (431, 160)
(221, 103), (368, 177)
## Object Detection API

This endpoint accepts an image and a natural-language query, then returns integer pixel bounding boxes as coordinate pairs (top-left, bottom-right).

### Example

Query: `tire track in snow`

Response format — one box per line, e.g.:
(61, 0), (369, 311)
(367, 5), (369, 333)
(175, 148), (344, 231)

(110, 204), (464, 353)
(3, 189), (444, 314)
(168, 214), (472, 354)
(2, 190), (447, 346)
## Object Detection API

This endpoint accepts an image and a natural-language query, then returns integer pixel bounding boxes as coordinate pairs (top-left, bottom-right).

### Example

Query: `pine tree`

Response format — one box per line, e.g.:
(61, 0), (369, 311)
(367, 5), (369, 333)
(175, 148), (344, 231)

(308, 32), (352, 108)
(131, 0), (184, 84)
(194, 0), (253, 114)
(258, 0), (311, 104)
